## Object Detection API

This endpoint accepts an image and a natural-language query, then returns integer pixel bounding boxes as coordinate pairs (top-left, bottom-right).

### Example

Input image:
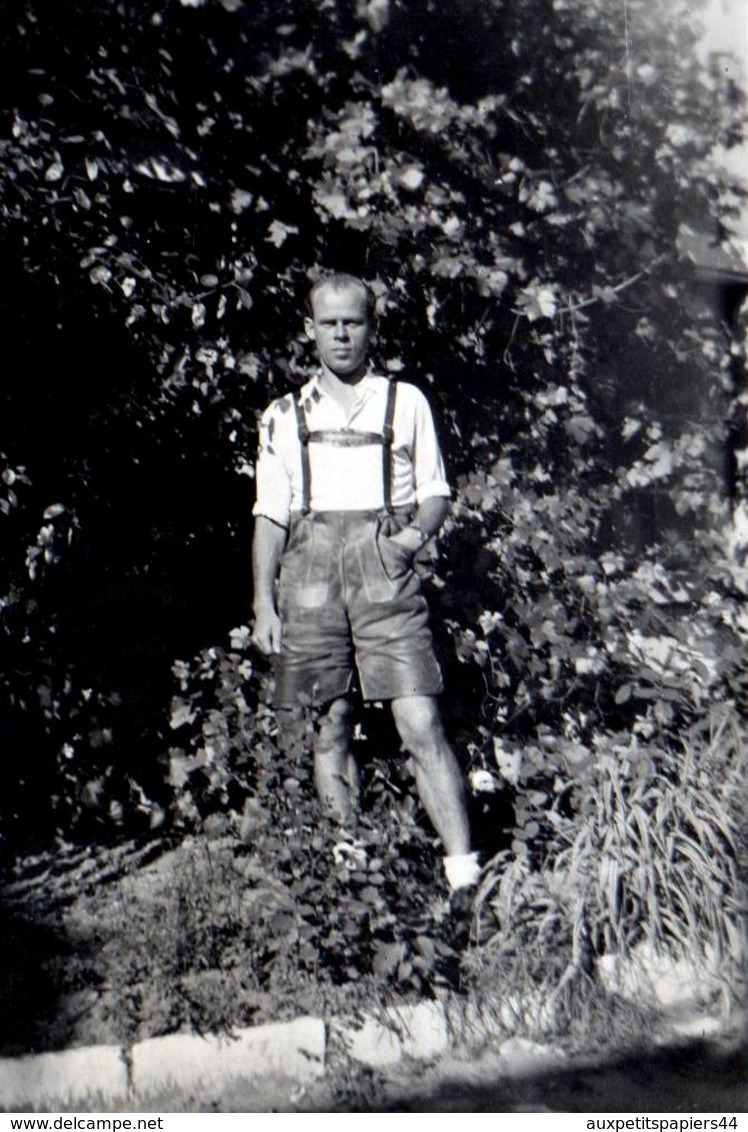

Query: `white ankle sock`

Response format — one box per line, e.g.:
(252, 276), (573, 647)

(444, 852), (481, 891)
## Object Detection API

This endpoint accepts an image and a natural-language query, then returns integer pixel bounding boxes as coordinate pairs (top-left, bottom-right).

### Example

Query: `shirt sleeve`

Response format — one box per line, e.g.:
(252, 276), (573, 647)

(409, 386), (451, 504)
(252, 400), (293, 527)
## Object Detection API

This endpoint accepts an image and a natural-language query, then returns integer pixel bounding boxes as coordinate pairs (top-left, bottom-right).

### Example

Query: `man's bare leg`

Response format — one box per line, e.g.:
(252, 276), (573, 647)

(314, 696), (359, 825)
(390, 694), (471, 857)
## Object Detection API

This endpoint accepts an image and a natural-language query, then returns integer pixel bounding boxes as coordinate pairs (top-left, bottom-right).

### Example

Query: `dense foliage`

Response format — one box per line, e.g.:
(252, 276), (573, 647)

(1, 0), (745, 1014)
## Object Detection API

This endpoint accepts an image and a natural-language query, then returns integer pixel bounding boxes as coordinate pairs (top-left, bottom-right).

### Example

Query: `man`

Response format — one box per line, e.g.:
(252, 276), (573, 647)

(251, 273), (480, 900)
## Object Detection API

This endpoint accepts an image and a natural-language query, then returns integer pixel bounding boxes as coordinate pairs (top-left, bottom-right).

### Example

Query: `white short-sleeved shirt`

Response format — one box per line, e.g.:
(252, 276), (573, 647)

(252, 373), (450, 527)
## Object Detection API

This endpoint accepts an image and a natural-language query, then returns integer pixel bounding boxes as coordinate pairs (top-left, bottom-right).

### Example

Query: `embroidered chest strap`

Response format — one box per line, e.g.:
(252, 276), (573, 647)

(307, 429), (384, 447)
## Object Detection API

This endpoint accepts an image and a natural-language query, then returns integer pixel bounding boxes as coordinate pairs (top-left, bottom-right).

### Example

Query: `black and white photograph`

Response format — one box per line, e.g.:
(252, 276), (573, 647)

(0, 0), (746, 1117)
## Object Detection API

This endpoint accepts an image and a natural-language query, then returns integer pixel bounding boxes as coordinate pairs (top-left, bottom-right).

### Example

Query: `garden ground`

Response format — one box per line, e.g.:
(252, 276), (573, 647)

(125, 1034), (747, 1113)
(1, 834), (745, 1113)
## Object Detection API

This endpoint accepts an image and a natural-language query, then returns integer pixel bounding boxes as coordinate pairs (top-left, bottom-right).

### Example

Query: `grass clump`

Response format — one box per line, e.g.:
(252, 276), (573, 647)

(465, 702), (746, 1042)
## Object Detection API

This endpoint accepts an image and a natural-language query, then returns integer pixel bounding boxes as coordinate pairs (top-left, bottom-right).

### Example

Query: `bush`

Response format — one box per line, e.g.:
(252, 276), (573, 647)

(165, 633), (467, 999)
(162, 613), (745, 1029)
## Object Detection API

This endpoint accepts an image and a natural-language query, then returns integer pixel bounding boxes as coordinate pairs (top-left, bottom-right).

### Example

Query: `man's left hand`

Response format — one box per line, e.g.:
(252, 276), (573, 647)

(386, 524), (424, 554)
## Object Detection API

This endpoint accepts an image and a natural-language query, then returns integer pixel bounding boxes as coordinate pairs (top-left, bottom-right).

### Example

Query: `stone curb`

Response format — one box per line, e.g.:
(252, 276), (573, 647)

(336, 1002), (570, 1077)
(0, 998), (733, 1111)
(0, 1045), (128, 1113)
(0, 1004), (459, 1110)
(336, 1002), (450, 1068)
(0, 1017), (325, 1111)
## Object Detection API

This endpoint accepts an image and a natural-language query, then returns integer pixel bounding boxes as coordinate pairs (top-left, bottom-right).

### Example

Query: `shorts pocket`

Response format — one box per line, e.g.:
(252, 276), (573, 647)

(356, 531), (414, 603)
(376, 533), (414, 583)
(353, 531), (397, 603)
(280, 523), (332, 609)
(284, 516), (312, 557)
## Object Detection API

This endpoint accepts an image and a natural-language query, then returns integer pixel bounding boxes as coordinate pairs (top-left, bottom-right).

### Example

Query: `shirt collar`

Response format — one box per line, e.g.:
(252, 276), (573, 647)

(304, 370), (382, 403)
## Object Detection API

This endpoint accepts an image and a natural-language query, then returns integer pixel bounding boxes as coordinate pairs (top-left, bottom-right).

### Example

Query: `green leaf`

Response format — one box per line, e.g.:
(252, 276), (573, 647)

(372, 940), (406, 976)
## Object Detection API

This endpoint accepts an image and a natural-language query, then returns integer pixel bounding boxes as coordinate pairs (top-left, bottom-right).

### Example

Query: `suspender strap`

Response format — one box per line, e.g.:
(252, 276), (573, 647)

(382, 380), (397, 515)
(293, 395), (311, 515)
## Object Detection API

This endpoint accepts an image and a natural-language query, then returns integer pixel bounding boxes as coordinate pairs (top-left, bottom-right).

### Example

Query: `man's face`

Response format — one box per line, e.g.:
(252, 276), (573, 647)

(305, 284), (372, 380)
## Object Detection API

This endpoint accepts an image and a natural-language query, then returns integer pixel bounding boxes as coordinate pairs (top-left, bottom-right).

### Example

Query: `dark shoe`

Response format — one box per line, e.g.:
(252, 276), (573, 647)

(440, 883), (478, 950)
(444, 883), (495, 948)
(449, 883), (477, 918)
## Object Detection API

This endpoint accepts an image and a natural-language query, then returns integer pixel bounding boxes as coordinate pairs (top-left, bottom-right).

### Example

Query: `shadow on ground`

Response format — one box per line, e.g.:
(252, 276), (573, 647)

(351, 1036), (748, 1113)
(0, 902), (82, 1056)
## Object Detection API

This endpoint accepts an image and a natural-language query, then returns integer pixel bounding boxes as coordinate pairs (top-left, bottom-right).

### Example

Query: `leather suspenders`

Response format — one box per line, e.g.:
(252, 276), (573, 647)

(381, 378), (397, 516)
(292, 396), (312, 516)
(293, 380), (397, 516)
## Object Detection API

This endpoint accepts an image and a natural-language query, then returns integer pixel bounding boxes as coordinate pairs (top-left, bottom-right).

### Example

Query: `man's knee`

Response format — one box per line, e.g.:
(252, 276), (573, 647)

(391, 695), (446, 756)
(316, 697), (352, 753)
